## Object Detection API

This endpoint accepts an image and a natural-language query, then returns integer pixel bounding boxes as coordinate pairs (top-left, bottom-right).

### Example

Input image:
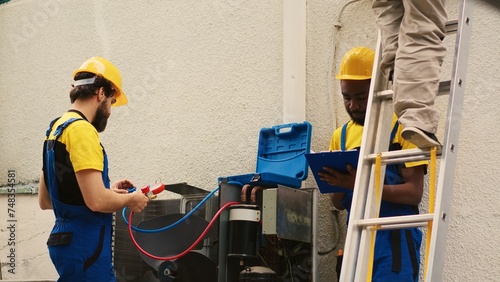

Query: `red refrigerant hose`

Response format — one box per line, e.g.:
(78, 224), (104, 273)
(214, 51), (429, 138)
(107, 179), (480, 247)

(128, 201), (239, 261)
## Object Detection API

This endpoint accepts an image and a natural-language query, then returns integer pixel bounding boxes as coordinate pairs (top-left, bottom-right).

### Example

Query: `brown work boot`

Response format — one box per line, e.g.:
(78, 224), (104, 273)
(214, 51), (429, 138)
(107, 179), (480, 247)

(401, 126), (441, 148)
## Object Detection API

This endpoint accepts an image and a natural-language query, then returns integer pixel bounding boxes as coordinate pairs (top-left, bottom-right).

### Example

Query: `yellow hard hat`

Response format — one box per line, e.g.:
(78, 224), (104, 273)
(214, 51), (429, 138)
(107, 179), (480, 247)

(335, 47), (375, 80)
(73, 57), (128, 107)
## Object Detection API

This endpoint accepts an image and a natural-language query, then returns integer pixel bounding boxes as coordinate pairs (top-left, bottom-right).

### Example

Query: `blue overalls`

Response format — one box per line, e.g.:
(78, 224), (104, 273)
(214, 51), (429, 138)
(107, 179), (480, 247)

(340, 122), (422, 282)
(44, 117), (116, 282)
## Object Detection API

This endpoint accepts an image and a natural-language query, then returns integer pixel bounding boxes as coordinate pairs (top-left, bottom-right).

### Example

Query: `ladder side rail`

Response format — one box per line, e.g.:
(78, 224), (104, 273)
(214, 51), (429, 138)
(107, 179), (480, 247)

(426, 0), (473, 280)
(339, 31), (384, 281)
(339, 31), (393, 281)
(354, 98), (394, 280)
(338, 152), (372, 281)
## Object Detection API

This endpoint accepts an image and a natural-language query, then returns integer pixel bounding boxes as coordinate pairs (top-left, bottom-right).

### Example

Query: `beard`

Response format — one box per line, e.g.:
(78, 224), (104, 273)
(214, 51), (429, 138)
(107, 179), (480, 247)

(348, 110), (365, 126)
(92, 100), (109, 132)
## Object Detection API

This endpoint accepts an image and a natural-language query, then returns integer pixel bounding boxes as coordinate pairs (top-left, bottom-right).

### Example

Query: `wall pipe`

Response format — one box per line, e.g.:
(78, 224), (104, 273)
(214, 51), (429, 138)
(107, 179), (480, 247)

(328, 0), (363, 132)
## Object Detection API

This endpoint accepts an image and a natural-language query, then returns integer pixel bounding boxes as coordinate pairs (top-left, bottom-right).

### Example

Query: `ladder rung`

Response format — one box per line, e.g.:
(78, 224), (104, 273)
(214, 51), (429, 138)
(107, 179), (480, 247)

(374, 89), (393, 100)
(445, 19), (458, 34)
(372, 222), (429, 230)
(356, 213), (434, 229)
(375, 80), (451, 99)
(365, 148), (442, 165)
(438, 80), (451, 95)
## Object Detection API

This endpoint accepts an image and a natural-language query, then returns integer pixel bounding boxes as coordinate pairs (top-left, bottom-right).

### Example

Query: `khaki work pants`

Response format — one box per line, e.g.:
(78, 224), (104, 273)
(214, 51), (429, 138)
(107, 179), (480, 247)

(372, 0), (447, 134)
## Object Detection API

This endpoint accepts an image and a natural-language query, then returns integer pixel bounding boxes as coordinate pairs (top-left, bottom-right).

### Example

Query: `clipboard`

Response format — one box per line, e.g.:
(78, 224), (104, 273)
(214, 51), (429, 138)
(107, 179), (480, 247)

(305, 150), (360, 193)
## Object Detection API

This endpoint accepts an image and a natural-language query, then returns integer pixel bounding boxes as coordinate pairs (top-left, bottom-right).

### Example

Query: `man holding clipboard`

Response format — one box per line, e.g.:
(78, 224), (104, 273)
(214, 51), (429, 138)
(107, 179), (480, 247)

(317, 47), (427, 282)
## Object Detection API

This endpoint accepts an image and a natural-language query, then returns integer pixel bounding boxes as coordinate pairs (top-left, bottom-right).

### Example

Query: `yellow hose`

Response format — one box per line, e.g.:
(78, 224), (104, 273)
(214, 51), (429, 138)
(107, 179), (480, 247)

(424, 146), (437, 280)
(366, 153), (382, 282)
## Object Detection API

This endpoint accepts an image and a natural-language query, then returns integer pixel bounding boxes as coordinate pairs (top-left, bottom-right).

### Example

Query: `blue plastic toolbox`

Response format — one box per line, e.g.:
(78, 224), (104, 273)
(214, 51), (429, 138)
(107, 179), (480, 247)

(218, 121), (312, 188)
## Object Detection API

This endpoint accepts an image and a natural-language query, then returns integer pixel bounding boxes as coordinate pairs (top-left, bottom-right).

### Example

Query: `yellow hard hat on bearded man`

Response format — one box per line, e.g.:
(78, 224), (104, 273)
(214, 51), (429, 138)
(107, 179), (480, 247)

(335, 47), (375, 80)
(73, 57), (128, 107)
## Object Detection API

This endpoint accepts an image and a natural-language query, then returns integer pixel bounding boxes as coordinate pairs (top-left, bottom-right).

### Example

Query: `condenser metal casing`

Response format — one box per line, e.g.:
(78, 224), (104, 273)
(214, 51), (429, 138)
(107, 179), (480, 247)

(262, 187), (312, 243)
(113, 183), (218, 281)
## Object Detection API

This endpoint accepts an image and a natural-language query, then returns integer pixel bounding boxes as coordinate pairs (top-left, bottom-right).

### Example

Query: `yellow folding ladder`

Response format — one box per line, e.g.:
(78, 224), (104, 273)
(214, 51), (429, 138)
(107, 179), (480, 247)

(339, 0), (474, 280)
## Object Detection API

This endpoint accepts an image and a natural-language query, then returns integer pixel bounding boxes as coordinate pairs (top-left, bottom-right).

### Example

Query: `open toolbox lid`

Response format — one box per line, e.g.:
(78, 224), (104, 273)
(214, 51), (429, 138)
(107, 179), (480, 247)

(219, 121), (312, 188)
(255, 122), (312, 179)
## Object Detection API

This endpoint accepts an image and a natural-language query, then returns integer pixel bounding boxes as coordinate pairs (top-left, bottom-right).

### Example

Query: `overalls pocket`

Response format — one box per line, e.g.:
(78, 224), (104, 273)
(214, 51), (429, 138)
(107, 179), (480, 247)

(47, 232), (73, 246)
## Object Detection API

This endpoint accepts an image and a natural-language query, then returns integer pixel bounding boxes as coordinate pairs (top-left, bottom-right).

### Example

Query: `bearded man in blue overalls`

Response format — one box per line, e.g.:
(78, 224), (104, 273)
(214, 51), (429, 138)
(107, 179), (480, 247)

(318, 47), (427, 281)
(38, 57), (150, 281)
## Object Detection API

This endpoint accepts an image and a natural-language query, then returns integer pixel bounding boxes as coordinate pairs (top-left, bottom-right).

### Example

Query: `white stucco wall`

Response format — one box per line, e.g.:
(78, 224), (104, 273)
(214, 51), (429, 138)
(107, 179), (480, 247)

(1, 0), (499, 281)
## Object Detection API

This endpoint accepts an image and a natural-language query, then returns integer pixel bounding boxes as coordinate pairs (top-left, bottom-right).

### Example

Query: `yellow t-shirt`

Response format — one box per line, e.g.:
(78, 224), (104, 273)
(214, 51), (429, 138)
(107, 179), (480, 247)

(46, 111), (104, 172)
(329, 114), (427, 168)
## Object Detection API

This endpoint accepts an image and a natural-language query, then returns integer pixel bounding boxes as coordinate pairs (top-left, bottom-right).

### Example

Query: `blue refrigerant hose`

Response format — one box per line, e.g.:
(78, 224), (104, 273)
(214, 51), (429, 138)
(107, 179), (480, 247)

(122, 185), (224, 233)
